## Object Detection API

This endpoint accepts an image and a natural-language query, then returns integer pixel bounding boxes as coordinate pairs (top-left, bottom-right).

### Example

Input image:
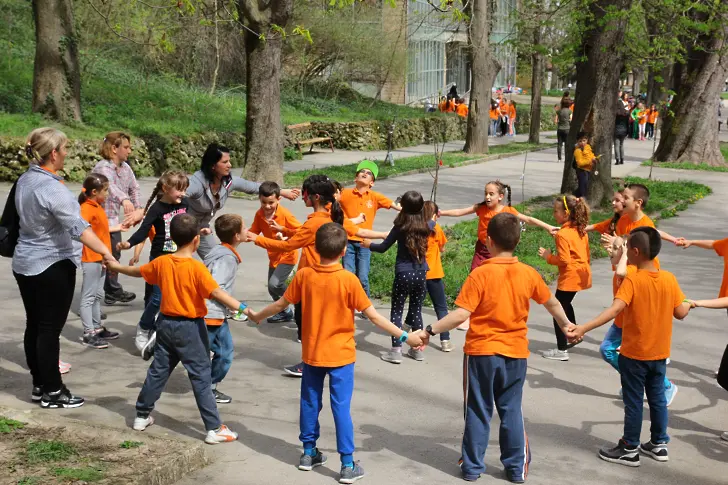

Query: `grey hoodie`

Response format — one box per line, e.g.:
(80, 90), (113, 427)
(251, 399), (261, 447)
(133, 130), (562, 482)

(204, 243), (241, 320)
(186, 170), (260, 229)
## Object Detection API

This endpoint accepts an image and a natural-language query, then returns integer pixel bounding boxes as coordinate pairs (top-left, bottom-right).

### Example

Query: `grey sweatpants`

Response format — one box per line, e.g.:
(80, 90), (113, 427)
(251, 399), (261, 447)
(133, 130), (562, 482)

(80, 262), (105, 334)
(267, 264), (295, 301)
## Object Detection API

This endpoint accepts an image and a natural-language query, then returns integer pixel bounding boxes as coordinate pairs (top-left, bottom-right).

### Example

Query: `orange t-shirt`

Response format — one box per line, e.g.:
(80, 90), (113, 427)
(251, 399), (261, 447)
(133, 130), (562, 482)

(339, 188), (393, 242)
(615, 269), (685, 360)
(284, 263), (371, 367)
(508, 104), (516, 119)
(425, 224), (447, 279)
(546, 223), (592, 291)
(438, 100), (448, 112)
(445, 100), (455, 113)
(80, 199), (112, 263)
(140, 255), (220, 319)
(456, 257), (551, 358)
(475, 205), (520, 244)
(249, 205), (301, 268)
(592, 216), (614, 235)
(647, 109), (659, 124)
(489, 107), (499, 120)
(456, 103), (469, 118)
(713, 238), (728, 297)
(616, 213), (660, 268)
(612, 264), (637, 328)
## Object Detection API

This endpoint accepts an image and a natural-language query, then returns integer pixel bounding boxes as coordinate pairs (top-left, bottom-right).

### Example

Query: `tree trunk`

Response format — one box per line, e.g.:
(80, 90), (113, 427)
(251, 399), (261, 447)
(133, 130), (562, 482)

(632, 67), (644, 97)
(653, 21), (728, 166)
(31, 0), (82, 122)
(464, 0), (501, 154)
(237, 0), (293, 184)
(529, 23), (544, 144)
(646, 63), (672, 106)
(561, 0), (632, 206)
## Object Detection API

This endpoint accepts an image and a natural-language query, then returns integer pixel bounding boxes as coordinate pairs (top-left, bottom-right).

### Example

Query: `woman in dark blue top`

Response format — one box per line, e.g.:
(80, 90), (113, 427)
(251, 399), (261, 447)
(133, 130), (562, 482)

(364, 191), (433, 364)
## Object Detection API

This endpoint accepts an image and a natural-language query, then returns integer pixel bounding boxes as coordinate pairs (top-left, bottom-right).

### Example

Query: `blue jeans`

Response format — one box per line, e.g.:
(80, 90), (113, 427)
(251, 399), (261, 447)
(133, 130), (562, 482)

(490, 119), (499, 136)
(136, 315), (221, 431)
(139, 284), (161, 331)
(462, 355), (529, 481)
(619, 355), (669, 447)
(600, 324), (671, 389)
(207, 320), (233, 385)
(300, 363), (355, 465)
(426, 278), (450, 342)
(342, 241), (371, 296)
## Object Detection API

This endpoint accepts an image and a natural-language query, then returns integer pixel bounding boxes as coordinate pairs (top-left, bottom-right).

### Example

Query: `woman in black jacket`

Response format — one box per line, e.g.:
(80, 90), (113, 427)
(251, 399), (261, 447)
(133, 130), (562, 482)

(614, 94), (630, 165)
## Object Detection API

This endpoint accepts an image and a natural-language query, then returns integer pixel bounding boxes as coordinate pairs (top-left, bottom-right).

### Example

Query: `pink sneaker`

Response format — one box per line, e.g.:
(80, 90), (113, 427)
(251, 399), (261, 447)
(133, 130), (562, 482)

(59, 361), (71, 374)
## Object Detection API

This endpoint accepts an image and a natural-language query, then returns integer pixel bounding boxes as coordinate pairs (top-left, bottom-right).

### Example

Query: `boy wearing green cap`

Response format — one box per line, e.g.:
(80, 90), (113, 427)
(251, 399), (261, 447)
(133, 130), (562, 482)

(340, 160), (400, 296)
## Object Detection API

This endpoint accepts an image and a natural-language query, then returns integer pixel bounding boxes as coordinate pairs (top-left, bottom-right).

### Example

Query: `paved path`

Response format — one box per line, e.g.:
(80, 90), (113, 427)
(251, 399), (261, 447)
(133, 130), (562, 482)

(1, 137), (728, 485)
(284, 131), (557, 172)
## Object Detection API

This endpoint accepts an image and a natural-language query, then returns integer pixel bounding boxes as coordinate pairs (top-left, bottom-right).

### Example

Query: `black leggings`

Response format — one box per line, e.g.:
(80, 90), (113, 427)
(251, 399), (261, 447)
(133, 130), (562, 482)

(557, 129), (569, 160)
(390, 270), (427, 347)
(553, 289), (576, 351)
(718, 310), (728, 392)
(14, 259), (76, 392)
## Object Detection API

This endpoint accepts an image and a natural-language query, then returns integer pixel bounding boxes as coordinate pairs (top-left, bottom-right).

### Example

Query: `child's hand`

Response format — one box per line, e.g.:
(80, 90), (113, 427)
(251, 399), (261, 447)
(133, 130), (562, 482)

(116, 241), (131, 252)
(548, 225), (559, 236)
(246, 309), (260, 324)
(686, 299), (697, 308)
(128, 255), (140, 266)
(406, 330), (426, 348)
(350, 213), (366, 225)
(565, 323), (584, 341)
(275, 232), (287, 241)
(538, 247), (551, 260)
(244, 230), (258, 243)
(267, 219), (284, 232)
(361, 239), (372, 248)
(678, 239), (692, 248)
(120, 222), (132, 232)
(600, 233), (616, 249)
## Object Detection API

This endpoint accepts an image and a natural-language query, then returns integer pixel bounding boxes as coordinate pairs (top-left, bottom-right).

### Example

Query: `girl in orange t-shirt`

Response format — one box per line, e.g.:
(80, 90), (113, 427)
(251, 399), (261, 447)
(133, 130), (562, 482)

(646, 104), (658, 140)
(507, 100), (517, 136)
(79, 173), (126, 349)
(538, 195), (591, 360)
(423, 201), (451, 351)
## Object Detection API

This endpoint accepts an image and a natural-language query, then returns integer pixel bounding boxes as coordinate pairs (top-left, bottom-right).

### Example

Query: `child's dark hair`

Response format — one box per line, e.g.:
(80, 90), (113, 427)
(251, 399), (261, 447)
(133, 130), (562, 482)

(215, 214), (244, 244)
(487, 213), (521, 251)
(628, 226), (661, 260)
(259, 181), (281, 198)
(608, 189), (625, 235)
(559, 194), (590, 236)
(478, 180), (512, 208)
(170, 213), (200, 247)
(392, 191), (429, 263)
(423, 200), (439, 222)
(145, 171), (189, 213)
(577, 131), (589, 141)
(201, 143), (230, 181)
(331, 179), (343, 193)
(302, 175), (343, 224)
(316, 223), (348, 259)
(78, 173), (109, 204)
(626, 183), (650, 209)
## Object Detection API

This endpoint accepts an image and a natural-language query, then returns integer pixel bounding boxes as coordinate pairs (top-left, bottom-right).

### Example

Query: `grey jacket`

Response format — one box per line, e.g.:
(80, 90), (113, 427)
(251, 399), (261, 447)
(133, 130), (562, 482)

(204, 244), (241, 320)
(186, 170), (260, 229)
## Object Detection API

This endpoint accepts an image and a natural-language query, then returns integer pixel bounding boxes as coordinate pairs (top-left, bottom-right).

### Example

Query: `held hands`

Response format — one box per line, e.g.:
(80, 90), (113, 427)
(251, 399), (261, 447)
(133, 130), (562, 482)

(122, 208), (144, 227)
(116, 241), (131, 252)
(538, 247), (551, 261)
(122, 199), (135, 215)
(565, 322), (584, 342)
(281, 188), (301, 201)
(411, 329), (430, 347)
(676, 238), (691, 248)
(103, 254), (120, 271)
(361, 238), (372, 249)
(405, 330), (425, 348)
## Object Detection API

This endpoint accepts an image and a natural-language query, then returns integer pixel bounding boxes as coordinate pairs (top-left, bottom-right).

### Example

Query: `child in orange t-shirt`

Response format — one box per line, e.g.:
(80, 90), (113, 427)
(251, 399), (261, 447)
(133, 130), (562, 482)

(423, 201), (451, 351)
(489, 102), (500, 137)
(249, 181), (302, 323)
(414, 213), (573, 482)
(507, 100), (517, 136)
(646, 104), (658, 140)
(568, 227), (690, 466)
(456, 98), (469, 118)
(538, 195), (591, 360)
(108, 213), (252, 445)
(250, 223), (423, 483)
(79, 173), (125, 349)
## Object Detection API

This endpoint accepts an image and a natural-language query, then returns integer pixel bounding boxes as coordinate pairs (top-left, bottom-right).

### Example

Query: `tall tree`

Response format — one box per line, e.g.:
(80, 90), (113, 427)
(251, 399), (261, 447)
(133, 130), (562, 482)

(653, 3), (728, 166)
(560, 0), (632, 206)
(236, 0), (294, 183)
(527, 0), (545, 144)
(31, 0), (82, 122)
(464, 0), (501, 154)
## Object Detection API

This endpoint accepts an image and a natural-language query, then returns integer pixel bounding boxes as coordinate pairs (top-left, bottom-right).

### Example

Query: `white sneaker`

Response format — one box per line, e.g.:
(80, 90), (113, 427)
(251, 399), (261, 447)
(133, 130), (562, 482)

(541, 349), (569, 361)
(205, 424), (239, 444)
(230, 313), (248, 322)
(721, 432), (728, 442)
(133, 415), (154, 431)
(381, 349), (403, 364)
(135, 325), (149, 352)
(440, 340), (453, 352)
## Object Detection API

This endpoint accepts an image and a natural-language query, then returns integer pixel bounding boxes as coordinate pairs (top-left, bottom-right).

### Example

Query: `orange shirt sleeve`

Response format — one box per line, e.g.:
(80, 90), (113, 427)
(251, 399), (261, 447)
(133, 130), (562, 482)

(547, 232), (571, 268)
(436, 225), (447, 250)
(530, 271), (551, 304)
(670, 274), (686, 308)
(342, 219), (359, 238)
(256, 221), (314, 252)
(376, 192), (393, 210)
(592, 217), (612, 235)
(139, 259), (160, 286)
(249, 212), (263, 235)
(195, 265), (220, 300)
(713, 238), (728, 256)
(283, 270), (303, 304)
(348, 278), (372, 312)
(615, 275), (635, 305)
(454, 273), (484, 313)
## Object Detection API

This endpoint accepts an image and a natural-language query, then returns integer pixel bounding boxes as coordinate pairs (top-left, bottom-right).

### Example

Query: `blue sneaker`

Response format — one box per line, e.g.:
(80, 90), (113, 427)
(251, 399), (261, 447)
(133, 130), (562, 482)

(268, 309), (294, 323)
(665, 382), (678, 407)
(339, 462), (364, 484)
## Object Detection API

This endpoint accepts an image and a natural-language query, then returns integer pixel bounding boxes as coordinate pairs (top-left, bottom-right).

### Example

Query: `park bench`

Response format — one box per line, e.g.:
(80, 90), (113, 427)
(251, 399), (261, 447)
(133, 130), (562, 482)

(287, 122), (334, 156)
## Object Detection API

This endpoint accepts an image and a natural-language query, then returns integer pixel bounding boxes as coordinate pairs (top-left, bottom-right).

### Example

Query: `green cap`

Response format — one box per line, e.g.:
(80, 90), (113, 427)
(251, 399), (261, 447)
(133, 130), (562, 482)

(356, 160), (379, 180)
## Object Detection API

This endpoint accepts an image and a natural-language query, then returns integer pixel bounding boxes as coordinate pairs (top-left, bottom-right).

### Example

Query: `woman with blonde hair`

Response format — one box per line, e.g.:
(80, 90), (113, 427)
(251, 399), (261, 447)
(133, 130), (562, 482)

(14, 128), (116, 409)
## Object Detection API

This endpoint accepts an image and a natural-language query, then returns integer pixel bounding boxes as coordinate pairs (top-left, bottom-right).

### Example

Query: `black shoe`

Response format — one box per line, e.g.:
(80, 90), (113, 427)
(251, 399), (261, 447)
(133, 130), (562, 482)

(283, 362), (303, 377)
(298, 448), (327, 471)
(639, 440), (668, 462)
(96, 327), (119, 340)
(40, 387), (85, 409)
(598, 439), (640, 467)
(31, 386), (42, 403)
(506, 471), (525, 483)
(213, 389), (232, 404)
(105, 291), (136, 305)
(101, 312), (107, 320)
(80, 333), (109, 349)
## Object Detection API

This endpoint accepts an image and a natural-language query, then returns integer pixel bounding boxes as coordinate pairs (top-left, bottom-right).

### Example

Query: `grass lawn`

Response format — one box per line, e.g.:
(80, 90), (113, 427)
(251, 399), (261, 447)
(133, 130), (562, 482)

(368, 176), (712, 306)
(722, 93), (728, 100)
(283, 142), (552, 187)
(642, 142), (728, 171)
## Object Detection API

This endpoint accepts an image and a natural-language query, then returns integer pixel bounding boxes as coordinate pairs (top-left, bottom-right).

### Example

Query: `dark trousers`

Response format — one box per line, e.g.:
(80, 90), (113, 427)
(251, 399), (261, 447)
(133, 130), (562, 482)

(556, 129), (569, 160)
(461, 355), (530, 481)
(575, 169), (589, 198)
(295, 302), (302, 342)
(614, 135), (626, 162)
(104, 231), (124, 295)
(717, 313), (728, 391)
(426, 278), (450, 341)
(553, 290), (576, 350)
(390, 270), (427, 347)
(14, 259), (76, 393)
(619, 355), (669, 447)
(646, 122), (655, 139)
(136, 315), (221, 431)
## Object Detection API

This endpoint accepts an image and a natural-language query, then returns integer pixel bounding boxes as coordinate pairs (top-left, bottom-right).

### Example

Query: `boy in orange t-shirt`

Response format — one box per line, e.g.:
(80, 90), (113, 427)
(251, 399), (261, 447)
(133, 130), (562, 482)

(415, 213), (573, 482)
(456, 98), (469, 118)
(108, 213), (252, 445)
(250, 223), (423, 483)
(249, 181), (302, 322)
(568, 227), (690, 466)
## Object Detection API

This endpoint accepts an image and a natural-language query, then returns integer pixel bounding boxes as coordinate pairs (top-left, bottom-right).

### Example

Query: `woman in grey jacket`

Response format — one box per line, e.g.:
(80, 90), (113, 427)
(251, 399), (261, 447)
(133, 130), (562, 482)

(186, 143), (300, 258)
